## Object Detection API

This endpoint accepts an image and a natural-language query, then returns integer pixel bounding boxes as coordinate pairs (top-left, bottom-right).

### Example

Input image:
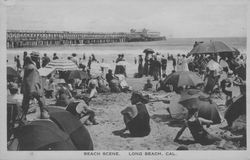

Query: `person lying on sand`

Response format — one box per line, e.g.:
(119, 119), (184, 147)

(120, 91), (150, 137)
(174, 111), (243, 147)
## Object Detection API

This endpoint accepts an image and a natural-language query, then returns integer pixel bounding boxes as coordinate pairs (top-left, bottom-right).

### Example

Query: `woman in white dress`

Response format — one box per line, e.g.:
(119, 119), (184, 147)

(181, 54), (189, 71)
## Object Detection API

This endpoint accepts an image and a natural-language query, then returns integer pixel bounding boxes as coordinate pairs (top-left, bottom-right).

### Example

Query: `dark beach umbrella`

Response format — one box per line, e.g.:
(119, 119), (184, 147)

(143, 48), (154, 54)
(7, 66), (19, 77)
(224, 94), (246, 127)
(15, 120), (76, 150)
(68, 70), (90, 80)
(47, 107), (93, 150)
(163, 71), (204, 87)
(188, 41), (235, 56)
(179, 89), (221, 124)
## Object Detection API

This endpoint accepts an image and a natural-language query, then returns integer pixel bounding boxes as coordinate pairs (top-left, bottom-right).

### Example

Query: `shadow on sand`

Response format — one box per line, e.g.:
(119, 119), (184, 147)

(112, 129), (132, 138)
(151, 114), (185, 128)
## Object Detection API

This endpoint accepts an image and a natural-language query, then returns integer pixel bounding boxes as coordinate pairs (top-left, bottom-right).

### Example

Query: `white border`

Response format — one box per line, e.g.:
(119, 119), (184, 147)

(0, 0), (249, 159)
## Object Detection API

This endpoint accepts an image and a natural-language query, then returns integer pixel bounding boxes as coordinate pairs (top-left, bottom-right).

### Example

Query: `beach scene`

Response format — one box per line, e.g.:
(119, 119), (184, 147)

(3, 0), (247, 153)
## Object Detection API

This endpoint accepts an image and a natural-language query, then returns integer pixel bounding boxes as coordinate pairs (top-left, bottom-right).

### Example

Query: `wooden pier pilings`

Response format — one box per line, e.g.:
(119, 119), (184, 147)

(6, 30), (128, 48)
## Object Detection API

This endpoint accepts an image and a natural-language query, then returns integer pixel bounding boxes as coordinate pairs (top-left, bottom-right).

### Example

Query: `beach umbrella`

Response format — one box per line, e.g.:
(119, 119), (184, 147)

(15, 120), (76, 150)
(47, 107), (93, 150)
(206, 60), (223, 72)
(143, 48), (154, 54)
(45, 59), (78, 71)
(179, 89), (221, 124)
(7, 66), (19, 77)
(188, 41), (235, 56)
(68, 70), (89, 80)
(163, 71), (204, 87)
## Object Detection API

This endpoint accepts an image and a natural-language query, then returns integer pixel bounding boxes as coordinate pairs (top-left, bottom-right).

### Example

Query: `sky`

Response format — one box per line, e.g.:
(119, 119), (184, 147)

(6, 0), (247, 38)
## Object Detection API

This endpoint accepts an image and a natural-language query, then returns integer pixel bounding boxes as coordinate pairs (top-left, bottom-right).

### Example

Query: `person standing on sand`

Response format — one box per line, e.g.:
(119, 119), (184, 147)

(87, 56), (92, 69)
(23, 51), (28, 68)
(15, 55), (21, 71)
(161, 55), (167, 75)
(21, 56), (48, 119)
(181, 54), (189, 71)
(176, 54), (182, 71)
(134, 57), (137, 64)
(172, 56), (176, 71)
(138, 55), (143, 76)
(42, 53), (50, 68)
(144, 55), (149, 76)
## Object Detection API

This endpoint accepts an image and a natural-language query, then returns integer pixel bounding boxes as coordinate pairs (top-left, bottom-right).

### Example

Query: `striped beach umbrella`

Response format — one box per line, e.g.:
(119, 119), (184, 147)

(45, 59), (78, 71)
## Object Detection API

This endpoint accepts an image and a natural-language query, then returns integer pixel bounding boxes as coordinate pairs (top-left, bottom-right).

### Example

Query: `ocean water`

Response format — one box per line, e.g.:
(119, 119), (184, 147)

(7, 37), (247, 75)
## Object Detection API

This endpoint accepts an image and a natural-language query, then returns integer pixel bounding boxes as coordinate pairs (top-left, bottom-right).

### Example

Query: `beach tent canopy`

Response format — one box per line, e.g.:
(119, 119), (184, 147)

(163, 71), (204, 87)
(188, 41), (235, 56)
(45, 59), (78, 71)
(38, 67), (55, 77)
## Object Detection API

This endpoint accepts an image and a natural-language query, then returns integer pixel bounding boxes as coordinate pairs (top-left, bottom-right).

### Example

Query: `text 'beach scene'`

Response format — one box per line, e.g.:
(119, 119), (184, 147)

(3, 0), (247, 153)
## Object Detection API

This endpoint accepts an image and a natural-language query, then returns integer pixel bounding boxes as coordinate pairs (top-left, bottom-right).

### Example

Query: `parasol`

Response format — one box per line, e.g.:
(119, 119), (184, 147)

(163, 71), (204, 87)
(179, 89), (221, 124)
(45, 59), (78, 71)
(15, 120), (76, 150)
(143, 48), (154, 54)
(47, 107), (93, 150)
(188, 41), (235, 56)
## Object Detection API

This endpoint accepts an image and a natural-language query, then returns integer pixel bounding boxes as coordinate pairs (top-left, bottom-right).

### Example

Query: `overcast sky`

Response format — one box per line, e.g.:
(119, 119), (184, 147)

(6, 0), (247, 38)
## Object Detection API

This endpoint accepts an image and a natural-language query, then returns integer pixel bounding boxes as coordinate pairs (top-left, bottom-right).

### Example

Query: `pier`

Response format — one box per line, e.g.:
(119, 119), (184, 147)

(6, 29), (166, 48)
(7, 30), (128, 48)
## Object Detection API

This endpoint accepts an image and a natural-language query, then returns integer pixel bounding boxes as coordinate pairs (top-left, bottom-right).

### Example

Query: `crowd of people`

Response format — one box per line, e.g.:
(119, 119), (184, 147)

(7, 44), (246, 150)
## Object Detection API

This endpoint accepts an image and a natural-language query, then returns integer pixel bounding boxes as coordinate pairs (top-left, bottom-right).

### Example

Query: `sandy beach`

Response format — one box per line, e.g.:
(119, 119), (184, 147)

(44, 76), (246, 150)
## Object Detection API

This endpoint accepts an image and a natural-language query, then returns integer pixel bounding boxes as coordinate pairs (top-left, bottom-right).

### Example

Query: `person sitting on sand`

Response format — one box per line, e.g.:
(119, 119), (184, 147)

(120, 91), (150, 137)
(143, 79), (153, 91)
(66, 101), (98, 125)
(174, 111), (243, 146)
(55, 84), (74, 107)
(106, 69), (114, 85)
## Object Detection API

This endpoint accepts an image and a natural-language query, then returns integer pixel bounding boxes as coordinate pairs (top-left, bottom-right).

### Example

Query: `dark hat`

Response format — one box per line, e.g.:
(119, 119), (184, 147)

(131, 91), (149, 104)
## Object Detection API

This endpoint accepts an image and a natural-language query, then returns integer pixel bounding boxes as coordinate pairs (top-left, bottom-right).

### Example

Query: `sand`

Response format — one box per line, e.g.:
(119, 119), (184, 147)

(74, 76), (246, 150)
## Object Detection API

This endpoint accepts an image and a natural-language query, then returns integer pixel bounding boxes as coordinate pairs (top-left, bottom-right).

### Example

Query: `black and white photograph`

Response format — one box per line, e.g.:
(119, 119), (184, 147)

(0, 0), (249, 159)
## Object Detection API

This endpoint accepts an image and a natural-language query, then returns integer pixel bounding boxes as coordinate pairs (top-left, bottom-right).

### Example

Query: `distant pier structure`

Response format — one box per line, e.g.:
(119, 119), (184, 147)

(7, 29), (166, 48)
(7, 30), (128, 48)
